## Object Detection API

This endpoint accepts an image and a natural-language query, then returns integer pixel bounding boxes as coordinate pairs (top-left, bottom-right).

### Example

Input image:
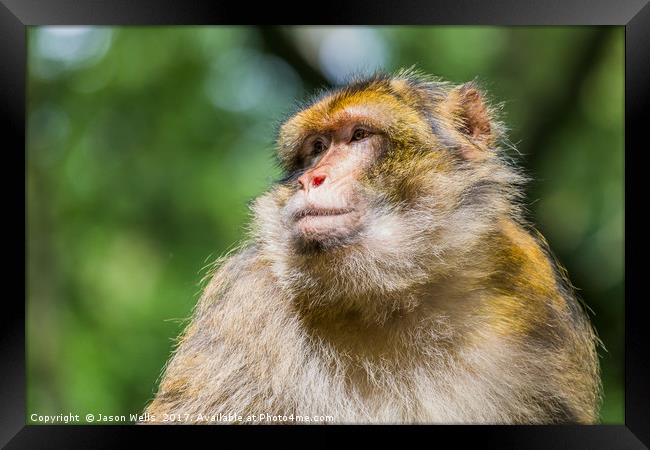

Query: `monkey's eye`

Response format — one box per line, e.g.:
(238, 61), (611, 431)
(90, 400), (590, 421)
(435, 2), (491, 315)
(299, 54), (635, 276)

(351, 128), (370, 142)
(313, 140), (326, 155)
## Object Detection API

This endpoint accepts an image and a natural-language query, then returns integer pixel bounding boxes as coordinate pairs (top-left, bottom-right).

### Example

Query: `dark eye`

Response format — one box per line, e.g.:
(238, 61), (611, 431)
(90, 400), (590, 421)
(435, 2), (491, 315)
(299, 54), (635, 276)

(352, 128), (370, 141)
(313, 140), (326, 154)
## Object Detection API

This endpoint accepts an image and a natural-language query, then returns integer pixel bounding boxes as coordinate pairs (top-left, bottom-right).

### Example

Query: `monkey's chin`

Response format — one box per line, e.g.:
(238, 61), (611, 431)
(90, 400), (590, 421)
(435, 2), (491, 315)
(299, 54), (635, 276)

(292, 213), (362, 252)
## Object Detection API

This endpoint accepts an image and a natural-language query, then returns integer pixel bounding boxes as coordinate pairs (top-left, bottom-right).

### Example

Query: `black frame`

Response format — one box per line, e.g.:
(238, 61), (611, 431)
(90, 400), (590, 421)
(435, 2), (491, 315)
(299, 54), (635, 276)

(3, 0), (649, 447)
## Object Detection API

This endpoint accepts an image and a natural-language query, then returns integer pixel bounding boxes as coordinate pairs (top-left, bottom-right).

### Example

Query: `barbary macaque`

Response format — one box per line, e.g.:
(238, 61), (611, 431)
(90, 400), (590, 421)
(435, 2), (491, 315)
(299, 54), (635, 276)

(143, 70), (600, 424)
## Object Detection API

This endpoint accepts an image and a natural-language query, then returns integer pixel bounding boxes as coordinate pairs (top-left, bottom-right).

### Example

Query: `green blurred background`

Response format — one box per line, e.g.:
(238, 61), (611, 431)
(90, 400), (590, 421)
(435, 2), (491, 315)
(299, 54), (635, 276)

(26, 26), (624, 423)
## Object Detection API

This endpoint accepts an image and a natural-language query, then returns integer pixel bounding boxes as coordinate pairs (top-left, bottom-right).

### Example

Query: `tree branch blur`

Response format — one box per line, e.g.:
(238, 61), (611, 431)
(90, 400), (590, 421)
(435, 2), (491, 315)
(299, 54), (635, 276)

(522, 28), (614, 169)
(256, 26), (330, 91)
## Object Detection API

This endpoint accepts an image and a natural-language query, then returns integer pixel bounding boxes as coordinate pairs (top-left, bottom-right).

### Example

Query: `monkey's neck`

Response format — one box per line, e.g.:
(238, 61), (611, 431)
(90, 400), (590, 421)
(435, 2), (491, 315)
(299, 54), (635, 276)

(294, 269), (484, 367)
(294, 218), (551, 357)
(290, 238), (492, 329)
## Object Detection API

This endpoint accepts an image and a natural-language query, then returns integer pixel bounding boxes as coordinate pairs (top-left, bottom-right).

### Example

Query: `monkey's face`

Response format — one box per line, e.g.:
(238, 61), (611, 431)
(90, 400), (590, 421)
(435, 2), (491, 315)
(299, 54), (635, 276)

(280, 112), (387, 250)
(274, 89), (437, 252)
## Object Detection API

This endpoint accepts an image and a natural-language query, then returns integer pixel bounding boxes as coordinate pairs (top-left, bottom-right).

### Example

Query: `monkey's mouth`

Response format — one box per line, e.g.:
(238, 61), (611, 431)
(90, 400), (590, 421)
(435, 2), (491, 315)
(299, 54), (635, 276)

(292, 207), (360, 240)
(293, 207), (355, 220)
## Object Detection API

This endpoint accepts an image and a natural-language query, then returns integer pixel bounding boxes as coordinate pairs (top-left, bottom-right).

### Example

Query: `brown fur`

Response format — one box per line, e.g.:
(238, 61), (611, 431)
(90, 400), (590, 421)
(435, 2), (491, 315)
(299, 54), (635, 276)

(143, 69), (600, 424)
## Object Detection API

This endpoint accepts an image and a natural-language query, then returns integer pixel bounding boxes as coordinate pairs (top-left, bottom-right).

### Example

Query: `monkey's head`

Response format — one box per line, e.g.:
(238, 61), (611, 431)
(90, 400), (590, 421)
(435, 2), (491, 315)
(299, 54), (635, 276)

(252, 70), (524, 319)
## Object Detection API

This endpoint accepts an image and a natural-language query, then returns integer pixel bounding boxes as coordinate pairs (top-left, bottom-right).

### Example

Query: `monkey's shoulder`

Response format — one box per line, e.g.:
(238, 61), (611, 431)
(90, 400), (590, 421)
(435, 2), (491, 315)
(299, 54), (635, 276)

(490, 221), (577, 304)
(482, 220), (595, 344)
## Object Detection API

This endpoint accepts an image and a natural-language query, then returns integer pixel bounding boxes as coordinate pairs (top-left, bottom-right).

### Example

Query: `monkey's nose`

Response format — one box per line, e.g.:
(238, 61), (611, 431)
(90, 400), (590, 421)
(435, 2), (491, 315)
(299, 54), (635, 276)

(298, 173), (326, 190)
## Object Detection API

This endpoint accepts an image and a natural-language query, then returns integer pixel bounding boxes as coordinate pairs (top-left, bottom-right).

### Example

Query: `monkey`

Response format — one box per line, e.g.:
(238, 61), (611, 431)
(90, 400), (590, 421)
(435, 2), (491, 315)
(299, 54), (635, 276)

(142, 69), (601, 424)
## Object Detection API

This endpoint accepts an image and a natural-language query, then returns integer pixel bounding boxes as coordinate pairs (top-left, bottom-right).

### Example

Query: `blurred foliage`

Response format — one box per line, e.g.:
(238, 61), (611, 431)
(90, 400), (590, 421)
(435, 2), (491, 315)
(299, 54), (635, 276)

(26, 26), (624, 423)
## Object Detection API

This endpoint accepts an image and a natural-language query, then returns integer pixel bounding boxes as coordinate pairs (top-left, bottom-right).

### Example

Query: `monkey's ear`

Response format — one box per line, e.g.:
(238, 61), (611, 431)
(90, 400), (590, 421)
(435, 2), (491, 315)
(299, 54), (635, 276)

(442, 82), (497, 160)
